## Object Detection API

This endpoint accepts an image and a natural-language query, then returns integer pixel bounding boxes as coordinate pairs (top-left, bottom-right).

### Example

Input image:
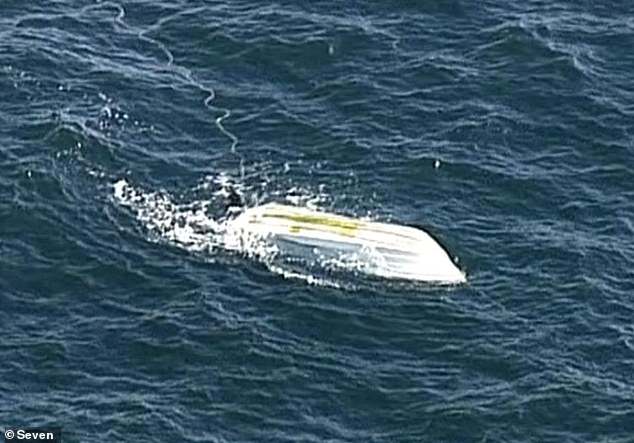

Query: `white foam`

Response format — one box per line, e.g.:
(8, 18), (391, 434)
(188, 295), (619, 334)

(112, 178), (341, 287)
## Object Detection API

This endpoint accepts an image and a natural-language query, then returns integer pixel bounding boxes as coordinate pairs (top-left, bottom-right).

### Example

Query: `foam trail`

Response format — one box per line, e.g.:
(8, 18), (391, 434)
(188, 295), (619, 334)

(112, 179), (344, 288)
(113, 179), (224, 253)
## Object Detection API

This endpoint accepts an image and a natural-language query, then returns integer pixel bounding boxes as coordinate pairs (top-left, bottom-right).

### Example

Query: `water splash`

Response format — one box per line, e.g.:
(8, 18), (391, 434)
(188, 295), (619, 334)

(112, 178), (346, 288)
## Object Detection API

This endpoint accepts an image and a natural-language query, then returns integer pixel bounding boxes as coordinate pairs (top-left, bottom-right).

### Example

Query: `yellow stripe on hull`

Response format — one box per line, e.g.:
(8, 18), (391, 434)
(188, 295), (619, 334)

(261, 210), (361, 237)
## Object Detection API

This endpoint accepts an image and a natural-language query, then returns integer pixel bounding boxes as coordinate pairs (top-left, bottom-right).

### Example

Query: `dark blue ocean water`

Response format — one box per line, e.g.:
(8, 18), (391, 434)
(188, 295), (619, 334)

(2, 1), (634, 442)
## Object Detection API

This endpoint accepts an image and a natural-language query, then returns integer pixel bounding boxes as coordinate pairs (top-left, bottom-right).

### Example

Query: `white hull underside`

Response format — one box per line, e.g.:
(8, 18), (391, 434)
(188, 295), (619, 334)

(229, 203), (466, 284)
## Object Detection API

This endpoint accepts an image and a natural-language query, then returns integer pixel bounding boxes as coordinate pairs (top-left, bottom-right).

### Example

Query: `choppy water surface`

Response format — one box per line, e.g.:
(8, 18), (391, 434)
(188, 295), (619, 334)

(2, 1), (633, 441)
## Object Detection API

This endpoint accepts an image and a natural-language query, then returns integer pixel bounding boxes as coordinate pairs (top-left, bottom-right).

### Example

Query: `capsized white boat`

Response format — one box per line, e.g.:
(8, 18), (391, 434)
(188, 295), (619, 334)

(229, 203), (466, 284)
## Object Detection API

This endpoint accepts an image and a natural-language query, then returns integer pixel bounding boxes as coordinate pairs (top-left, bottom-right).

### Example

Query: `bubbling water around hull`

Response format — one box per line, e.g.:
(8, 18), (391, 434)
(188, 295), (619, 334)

(113, 179), (465, 287)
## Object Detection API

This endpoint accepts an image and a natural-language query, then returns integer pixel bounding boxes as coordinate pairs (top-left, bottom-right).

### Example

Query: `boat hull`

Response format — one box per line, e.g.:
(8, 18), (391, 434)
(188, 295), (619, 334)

(229, 203), (466, 284)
